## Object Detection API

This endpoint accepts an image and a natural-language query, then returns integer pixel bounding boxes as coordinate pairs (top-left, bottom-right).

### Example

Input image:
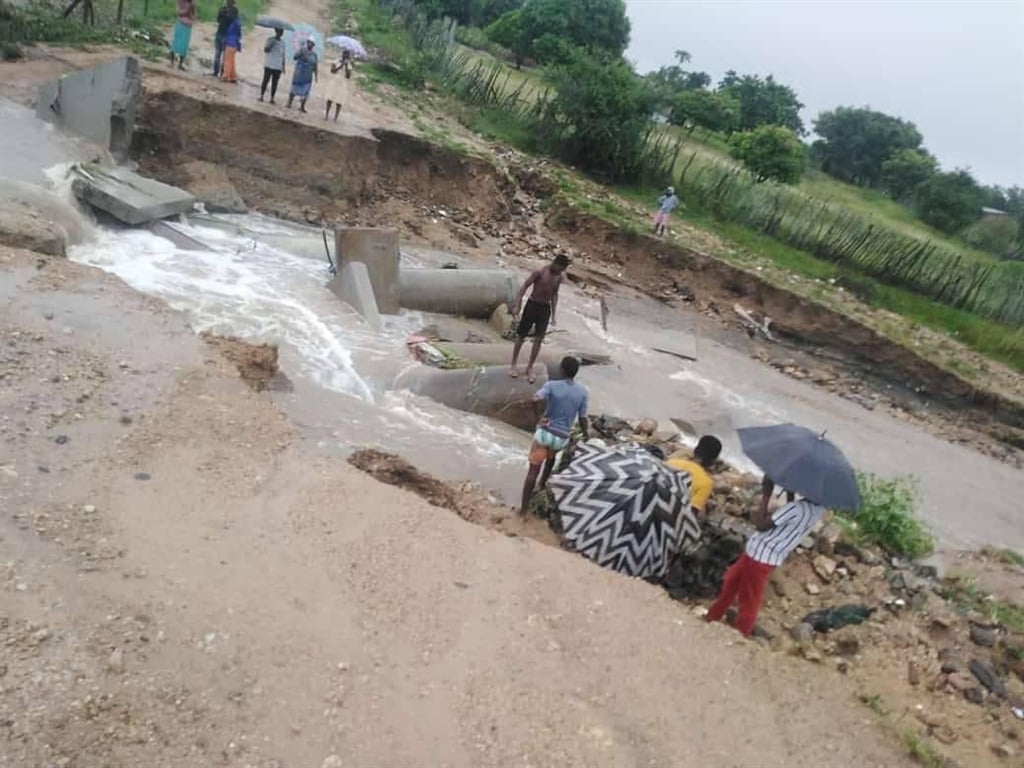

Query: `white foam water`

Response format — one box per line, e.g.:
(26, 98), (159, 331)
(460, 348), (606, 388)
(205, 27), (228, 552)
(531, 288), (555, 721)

(69, 219), (409, 401)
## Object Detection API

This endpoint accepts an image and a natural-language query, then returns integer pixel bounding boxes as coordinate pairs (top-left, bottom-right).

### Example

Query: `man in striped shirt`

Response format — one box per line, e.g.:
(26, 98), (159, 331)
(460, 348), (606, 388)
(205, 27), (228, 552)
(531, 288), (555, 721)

(706, 477), (825, 637)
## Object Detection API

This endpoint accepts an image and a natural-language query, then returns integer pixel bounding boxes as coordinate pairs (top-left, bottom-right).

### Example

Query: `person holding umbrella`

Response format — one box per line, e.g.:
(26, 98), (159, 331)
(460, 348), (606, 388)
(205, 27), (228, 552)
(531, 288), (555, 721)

(288, 39), (319, 113)
(323, 48), (354, 122)
(705, 477), (822, 637)
(260, 27), (287, 103)
(705, 424), (861, 637)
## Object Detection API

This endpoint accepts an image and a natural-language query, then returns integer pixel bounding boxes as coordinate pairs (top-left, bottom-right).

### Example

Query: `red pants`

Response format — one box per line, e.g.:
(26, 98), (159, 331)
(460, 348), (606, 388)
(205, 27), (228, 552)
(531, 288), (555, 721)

(706, 553), (775, 637)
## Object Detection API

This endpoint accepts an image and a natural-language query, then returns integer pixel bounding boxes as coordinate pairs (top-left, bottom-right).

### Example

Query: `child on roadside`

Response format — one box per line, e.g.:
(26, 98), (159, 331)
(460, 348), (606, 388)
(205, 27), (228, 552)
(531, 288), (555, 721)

(653, 186), (680, 236)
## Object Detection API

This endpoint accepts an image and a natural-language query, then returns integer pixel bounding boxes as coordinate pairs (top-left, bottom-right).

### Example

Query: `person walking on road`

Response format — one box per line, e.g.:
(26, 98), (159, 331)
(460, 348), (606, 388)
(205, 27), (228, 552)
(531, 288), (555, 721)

(653, 186), (680, 237)
(259, 27), (286, 103)
(323, 48), (353, 121)
(705, 477), (824, 636)
(521, 356), (589, 513)
(220, 14), (242, 83)
(287, 39), (319, 113)
(169, 0), (197, 71)
(212, 0), (238, 77)
(509, 253), (569, 384)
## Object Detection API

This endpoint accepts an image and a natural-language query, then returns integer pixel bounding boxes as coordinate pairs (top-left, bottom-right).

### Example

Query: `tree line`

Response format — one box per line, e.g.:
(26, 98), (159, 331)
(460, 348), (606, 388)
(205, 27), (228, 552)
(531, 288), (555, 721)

(410, 0), (1022, 259)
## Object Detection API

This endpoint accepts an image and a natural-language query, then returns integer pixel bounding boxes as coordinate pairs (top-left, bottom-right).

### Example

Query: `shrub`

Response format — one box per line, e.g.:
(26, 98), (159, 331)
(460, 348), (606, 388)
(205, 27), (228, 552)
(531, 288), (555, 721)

(728, 125), (805, 184)
(535, 49), (653, 182)
(838, 472), (933, 559)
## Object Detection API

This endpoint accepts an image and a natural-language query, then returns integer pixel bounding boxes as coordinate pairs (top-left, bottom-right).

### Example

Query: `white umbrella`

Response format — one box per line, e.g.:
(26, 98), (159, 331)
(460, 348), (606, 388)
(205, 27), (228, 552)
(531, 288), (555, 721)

(327, 35), (367, 58)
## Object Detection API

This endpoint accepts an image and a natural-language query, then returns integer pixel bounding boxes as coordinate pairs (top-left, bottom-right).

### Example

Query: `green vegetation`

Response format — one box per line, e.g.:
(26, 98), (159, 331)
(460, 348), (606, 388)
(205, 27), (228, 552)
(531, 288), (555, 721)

(728, 125), (805, 184)
(902, 730), (953, 768)
(943, 578), (1024, 632)
(517, 0), (629, 65)
(0, 1), (167, 58)
(983, 547), (1024, 567)
(812, 107), (923, 189)
(119, 0), (265, 24)
(837, 473), (933, 560)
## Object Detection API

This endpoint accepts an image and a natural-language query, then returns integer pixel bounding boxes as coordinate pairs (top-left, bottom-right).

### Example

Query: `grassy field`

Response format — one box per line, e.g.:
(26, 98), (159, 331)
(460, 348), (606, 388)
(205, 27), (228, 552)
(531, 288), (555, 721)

(119, 0), (266, 25)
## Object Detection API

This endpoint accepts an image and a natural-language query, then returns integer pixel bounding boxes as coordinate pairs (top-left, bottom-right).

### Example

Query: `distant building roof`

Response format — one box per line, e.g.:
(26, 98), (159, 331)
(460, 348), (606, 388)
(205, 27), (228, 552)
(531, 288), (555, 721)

(981, 207), (1008, 216)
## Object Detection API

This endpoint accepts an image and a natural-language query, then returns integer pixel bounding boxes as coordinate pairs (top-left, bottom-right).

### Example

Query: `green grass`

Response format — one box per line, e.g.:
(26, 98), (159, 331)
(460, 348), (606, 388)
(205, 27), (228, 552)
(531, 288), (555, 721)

(943, 579), (1024, 632)
(836, 473), (933, 559)
(985, 547), (1024, 567)
(902, 731), (954, 768)
(121, 0), (266, 26)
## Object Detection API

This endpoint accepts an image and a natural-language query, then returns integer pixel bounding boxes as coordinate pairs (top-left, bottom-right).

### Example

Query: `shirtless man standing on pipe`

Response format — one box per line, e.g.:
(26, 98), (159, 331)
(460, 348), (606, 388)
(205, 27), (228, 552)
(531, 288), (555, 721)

(509, 253), (569, 384)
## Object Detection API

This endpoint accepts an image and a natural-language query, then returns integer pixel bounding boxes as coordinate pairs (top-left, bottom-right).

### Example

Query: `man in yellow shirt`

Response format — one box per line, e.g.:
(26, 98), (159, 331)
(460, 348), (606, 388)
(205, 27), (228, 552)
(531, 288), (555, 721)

(666, 435), (722, 516)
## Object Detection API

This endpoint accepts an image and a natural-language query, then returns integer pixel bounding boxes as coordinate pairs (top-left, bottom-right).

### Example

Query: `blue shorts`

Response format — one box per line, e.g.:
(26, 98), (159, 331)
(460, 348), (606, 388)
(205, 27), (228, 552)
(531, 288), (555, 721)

(529, 427), (568, 465)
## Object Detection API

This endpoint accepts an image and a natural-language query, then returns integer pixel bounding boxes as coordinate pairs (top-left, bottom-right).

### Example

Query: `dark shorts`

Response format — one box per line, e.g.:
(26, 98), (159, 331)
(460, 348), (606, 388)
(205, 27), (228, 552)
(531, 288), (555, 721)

(517, 299), (551, 339)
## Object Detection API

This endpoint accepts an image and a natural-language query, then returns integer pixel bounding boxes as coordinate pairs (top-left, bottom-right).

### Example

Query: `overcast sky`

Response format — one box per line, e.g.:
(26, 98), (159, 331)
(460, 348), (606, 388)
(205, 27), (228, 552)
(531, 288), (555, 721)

(625, 0), (1024, 188)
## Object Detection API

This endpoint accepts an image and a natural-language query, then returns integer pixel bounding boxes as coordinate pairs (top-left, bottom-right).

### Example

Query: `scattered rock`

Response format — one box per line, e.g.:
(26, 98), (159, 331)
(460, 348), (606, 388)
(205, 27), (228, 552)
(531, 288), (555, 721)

(134, 472), (151, 481)
(770, 575), (788, 598)
(947, 672), (978, 692)
(964, 687), (985, 705)
(834, 632), (861, 657)
(54, 435), (68, 445)
(801, 646), (824, 663)
(812, 554), (838, 582)
(970, 659), (1009, 699)
(815, 522), (842, 555)
(969, 624), (997, 648)
(789, 623), (814, 643)
(938, 647), (964, 674)
(321, 756), (344, 768)
(107, 647), (125, 673)
(83, 504), (96, 514)
(804, 582), (821, 596)
(908, 659), (920, 686)
(992, 743), (1017, 760)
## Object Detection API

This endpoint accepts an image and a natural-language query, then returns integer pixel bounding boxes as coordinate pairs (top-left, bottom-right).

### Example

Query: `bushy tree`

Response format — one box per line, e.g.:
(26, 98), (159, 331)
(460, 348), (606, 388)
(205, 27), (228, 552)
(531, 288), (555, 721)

(670, 89), (738, 134)
(881, 148), (937, 202)
(962, 214), (1020, 256)
(812, 107), (923, 187)
(517, 0), (630, 64)
(719, 74), (805, 135)
(729, 125), (806, 184)
(415, 0), (522, 26)
(535, 50), (653, 181)
(485, 9), (525, 64)
(643, 49), (711, 111)
(913, 169), (986, 233)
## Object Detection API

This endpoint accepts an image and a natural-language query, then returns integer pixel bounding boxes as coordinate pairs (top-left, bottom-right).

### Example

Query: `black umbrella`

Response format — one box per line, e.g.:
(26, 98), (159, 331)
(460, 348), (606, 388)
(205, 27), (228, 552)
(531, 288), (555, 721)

(549, 443), (701, 578)
(255, 16), (294, 30)
(737, 424), (861, 511)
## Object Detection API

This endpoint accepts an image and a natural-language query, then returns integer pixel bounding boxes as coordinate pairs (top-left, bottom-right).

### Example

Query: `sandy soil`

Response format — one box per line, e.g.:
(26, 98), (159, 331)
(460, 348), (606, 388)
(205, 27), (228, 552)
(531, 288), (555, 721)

(0, 245), (917, 766)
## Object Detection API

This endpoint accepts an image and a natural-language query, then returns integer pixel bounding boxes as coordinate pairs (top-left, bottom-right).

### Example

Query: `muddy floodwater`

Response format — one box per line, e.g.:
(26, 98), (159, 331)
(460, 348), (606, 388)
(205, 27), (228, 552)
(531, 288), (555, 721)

(4, 97), (1020, 552)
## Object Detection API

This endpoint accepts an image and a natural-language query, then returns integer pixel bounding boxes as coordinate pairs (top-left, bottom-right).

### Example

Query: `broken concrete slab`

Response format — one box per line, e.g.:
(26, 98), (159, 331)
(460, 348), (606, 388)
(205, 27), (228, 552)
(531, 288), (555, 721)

(328, 261), (382, 332)
(36, 56), (141, 162)
(419, 342), (611, 379)
(393, 364), (549, 432)
(399, 269), (518, 319)
(146, 221), (211, 251)
(336, 227), (400, 314)
(71, 163), (195, 225)
(179, 160), (247, 214)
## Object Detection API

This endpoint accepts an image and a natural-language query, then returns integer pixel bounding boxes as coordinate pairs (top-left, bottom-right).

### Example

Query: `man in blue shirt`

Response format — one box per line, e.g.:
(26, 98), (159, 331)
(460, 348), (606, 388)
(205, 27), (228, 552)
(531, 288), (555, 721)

(521, 356), (589, 513)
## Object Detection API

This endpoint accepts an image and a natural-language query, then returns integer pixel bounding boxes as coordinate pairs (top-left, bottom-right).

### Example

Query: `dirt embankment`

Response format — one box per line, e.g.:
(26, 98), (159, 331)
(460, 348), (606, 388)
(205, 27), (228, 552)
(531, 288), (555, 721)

(131, 90), (513, 225)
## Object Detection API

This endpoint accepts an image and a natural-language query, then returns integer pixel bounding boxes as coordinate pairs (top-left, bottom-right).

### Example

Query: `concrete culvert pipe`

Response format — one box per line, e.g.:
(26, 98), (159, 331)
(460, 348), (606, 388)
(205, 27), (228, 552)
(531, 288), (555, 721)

(399, 269), (518, 318)
(393, 364), (548, 432)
